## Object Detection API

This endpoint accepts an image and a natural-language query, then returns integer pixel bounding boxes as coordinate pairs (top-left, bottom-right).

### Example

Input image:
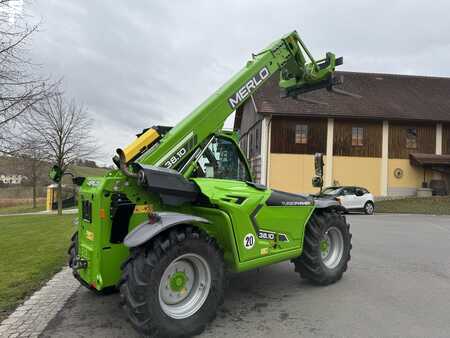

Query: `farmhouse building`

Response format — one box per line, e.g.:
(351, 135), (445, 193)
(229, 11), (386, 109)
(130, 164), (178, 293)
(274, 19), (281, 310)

(234, 71), (450, 196)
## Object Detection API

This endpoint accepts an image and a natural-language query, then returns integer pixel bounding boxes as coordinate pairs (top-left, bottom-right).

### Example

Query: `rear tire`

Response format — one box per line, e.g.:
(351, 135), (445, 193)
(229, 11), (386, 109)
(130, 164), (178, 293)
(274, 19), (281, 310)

(68, 232), (78, 269)
(119, 226), (224, 337)
(364, 201), (374, 215)
(293, 210), (352, 285)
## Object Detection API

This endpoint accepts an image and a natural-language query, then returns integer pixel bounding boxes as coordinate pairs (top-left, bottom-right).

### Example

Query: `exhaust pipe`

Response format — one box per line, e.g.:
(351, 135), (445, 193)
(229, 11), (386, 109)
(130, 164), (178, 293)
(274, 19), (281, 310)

(114, 149), (147, 186)
(114, 149), (138, 178)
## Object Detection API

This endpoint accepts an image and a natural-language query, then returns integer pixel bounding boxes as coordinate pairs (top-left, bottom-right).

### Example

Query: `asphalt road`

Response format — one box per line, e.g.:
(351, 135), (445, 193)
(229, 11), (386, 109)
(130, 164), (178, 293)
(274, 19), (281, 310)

(42, 214), (450, 338)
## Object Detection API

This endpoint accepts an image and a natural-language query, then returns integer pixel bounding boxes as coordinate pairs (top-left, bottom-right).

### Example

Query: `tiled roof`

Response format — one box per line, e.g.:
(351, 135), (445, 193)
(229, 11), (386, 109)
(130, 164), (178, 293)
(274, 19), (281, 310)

(252, 71), (450, 122)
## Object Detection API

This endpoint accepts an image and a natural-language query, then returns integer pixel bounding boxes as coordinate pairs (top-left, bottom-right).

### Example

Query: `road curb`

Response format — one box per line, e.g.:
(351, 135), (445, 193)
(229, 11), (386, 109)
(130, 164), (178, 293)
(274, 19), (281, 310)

(371, 213), (450, 217)
(0, 267), (79, 337)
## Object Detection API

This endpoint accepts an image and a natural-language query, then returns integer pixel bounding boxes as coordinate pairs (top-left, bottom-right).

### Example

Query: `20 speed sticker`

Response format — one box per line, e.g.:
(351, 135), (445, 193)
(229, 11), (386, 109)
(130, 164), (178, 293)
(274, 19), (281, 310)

(243, 233), (255, 249)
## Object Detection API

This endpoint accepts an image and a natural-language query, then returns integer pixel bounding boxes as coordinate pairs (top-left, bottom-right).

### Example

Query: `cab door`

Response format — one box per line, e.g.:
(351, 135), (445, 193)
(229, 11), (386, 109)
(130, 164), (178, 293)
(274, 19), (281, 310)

(190, 135), (314, 264)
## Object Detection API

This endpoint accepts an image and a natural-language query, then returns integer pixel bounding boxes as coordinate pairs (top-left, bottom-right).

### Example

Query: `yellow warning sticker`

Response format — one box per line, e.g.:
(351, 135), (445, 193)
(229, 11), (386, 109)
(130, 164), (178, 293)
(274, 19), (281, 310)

(260, 247), (269, 256)
(86, 230), (94, 241)
(134, 204), (153, 214)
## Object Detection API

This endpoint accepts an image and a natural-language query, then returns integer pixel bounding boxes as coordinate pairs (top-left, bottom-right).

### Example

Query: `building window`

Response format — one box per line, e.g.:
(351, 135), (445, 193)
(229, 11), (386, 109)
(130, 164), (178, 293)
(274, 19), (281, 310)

(406, 127), (417, 149)
(255, 126), (260, 153)
(352, 127), (364, 146)
(295, 124), (308, 144)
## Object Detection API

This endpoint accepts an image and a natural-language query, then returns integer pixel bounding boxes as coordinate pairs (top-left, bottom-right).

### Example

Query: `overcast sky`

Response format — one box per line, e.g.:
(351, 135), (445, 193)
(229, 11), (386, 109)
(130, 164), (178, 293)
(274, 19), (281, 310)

(27, 0), (450, 163)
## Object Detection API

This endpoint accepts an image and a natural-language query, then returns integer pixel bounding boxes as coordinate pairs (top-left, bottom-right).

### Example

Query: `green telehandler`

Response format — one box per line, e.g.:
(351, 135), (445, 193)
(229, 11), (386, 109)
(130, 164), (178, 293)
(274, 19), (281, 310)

(58, 31), (351, 337)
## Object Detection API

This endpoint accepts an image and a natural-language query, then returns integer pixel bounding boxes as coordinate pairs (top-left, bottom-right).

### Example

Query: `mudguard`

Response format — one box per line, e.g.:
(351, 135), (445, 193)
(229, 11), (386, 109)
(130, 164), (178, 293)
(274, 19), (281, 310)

(123, 211), (210, 248)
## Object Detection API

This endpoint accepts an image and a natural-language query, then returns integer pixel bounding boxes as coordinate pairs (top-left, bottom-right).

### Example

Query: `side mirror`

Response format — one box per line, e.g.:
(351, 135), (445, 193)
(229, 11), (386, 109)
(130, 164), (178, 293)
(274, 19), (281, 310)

(312, 176), (323, 188)
(355, 189), (364, 197)
(49, 165), (62, 183)
(314, 153), (324, 177)
(312, 153), (324, 190)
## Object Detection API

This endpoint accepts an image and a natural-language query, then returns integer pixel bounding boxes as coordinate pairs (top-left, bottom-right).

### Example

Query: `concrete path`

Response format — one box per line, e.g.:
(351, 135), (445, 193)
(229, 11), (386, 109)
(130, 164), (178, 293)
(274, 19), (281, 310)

(42, 214), (450, 337)
(0, 209), (78, 217)
(4, 213), (450, 337)
(0, 268), (80, 337)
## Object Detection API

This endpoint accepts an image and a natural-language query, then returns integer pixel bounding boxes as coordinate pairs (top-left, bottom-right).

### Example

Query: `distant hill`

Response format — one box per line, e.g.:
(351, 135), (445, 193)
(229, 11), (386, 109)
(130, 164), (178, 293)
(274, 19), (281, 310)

(69, 165), (109, 178)
(58, 165), (109, 185)
(0, 157), (111, 200)
(0, 156), (110, 185)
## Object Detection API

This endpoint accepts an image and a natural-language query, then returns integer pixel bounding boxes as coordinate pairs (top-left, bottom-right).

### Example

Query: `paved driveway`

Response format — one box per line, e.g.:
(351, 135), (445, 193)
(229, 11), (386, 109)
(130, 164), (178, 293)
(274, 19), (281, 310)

(42, 214), (450, 337)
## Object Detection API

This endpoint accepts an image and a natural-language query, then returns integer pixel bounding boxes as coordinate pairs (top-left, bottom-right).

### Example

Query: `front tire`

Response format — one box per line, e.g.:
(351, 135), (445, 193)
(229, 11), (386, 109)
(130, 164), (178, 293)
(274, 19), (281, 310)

(119, 226), (224, 337)
(294, 210), (352, 285)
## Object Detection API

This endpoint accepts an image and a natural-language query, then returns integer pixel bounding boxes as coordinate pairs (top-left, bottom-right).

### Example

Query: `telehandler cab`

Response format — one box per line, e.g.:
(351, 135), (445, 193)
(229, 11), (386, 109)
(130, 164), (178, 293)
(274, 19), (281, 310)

(60, 31), (351, 337)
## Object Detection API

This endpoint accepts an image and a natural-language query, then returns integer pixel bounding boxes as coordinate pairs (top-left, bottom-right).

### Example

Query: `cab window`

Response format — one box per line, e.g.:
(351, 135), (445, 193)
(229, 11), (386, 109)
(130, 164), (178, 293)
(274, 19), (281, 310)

(194, 136), (251, 181)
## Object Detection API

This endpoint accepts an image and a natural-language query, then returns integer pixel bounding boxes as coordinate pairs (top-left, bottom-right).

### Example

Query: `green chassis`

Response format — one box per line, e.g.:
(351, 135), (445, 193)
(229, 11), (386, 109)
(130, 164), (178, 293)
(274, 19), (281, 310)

(72, 31), (341, 291)
(75, 132), (315, 290)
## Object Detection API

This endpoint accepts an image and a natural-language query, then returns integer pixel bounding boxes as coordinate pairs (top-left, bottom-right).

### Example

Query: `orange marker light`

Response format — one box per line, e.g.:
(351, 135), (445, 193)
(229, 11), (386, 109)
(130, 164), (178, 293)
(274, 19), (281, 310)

(99, 208), (106, 219)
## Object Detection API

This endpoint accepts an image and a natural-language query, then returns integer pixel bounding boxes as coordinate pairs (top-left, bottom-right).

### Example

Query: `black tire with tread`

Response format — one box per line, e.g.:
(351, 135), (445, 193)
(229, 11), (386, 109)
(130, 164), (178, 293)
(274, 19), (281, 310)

(119, 226), (224, 337)
(68, 232), (78, 269)
(364, 201), (375, 215)
(294, 210), (352, 285)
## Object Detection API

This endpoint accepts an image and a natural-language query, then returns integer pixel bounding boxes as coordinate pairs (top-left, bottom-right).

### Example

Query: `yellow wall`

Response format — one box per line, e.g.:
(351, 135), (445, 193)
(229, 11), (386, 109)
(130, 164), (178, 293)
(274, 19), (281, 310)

(269, 154), (321, 194)
(269, 155), (435, 197)
(333, 156), (381, 196)
(388, 159), (433, 188)
(269, 154), (381, 196)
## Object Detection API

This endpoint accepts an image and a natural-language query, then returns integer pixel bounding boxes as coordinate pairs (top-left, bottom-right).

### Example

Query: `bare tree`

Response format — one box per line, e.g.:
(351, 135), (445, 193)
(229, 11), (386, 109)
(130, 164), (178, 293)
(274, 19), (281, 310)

(23, 92), (96, 215)
(14, 135), (50, 208)
(0, 0), (52, 153)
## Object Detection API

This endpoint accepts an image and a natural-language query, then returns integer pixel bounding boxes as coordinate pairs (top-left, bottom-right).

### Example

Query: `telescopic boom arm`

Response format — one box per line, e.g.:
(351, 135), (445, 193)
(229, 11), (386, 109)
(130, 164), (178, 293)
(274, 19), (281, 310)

(116, 31), (342, 174)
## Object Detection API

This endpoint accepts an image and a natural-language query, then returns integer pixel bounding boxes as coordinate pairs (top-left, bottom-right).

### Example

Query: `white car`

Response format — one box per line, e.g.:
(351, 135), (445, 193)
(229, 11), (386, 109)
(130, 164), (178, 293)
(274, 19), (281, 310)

(321, 186), (375, 215)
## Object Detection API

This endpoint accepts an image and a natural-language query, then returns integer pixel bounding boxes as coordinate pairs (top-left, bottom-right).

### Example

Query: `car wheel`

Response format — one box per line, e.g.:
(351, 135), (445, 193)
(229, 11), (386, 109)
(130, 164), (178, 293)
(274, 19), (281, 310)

(364, 201), (374, 215)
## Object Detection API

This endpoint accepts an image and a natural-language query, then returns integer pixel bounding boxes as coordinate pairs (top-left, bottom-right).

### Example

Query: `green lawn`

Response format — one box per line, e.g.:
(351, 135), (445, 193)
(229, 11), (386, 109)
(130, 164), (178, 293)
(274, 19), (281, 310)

(0, 214), (76, 320)
(376, 196), (450, 215)
(0, 202), (76, 215)
(0, 203), (46, 215)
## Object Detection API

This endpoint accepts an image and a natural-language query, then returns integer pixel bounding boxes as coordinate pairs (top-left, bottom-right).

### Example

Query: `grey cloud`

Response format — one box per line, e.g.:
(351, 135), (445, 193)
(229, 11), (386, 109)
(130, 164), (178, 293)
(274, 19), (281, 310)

(28, 0), (450, 163)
